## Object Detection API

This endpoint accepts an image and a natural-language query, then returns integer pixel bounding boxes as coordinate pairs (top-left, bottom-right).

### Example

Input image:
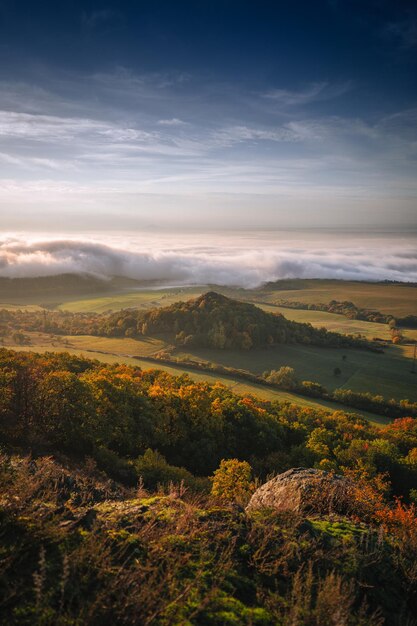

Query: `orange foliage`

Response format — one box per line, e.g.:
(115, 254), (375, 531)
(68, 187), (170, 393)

(375, 498), (417, 539)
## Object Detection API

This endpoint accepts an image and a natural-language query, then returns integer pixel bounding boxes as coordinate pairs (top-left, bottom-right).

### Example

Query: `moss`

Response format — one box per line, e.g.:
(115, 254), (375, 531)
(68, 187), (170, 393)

(196, 594), (273, 625)
(307, 518), (368, 540)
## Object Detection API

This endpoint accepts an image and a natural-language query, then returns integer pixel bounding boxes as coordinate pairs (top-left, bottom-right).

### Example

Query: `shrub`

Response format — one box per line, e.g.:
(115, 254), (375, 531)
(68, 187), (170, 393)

(264, 366), (298, 390)
(135, 448), (207, 491)
(211, 458), (254, 503)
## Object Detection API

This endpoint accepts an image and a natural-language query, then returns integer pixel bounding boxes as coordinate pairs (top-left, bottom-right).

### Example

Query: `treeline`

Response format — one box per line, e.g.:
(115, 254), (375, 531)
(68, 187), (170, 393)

(137, 353), (417, 419)
(277, 298), (417, 328)
(1, 348), (417, 502)
(0, 307), (104, 337)
(263, 366), (417, 418)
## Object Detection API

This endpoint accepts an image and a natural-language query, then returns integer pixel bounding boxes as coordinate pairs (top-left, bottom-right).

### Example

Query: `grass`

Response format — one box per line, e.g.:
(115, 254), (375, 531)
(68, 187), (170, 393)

(2, 278), (415, 319)
(2, 278), (415, 417)
(57, 286), (207, 313)
(176, 340), (417, 402)
(4, 338), (391, 427)
(256, 279), (417, 317)
(259, 303), (417, 346)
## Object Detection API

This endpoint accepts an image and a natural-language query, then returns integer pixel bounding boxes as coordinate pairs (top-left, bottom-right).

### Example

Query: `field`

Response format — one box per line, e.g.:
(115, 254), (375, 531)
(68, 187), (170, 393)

(1, 278), (414, 323)
(31, 279), (415, 319)
(1, 277), (416, 422)
(255, 279), (417, 317)
(177, 342), (416, 400)
(5, 335), (390, 427)
(56, 286), (207, 313)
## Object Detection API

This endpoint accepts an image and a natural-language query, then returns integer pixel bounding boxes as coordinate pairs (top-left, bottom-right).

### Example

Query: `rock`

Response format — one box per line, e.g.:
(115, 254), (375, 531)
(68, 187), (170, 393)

(246, 468), (353, 515)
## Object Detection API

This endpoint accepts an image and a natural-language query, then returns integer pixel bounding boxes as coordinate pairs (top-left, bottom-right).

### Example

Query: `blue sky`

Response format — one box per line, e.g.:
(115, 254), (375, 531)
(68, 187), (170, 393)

(0, 0), (416, 230)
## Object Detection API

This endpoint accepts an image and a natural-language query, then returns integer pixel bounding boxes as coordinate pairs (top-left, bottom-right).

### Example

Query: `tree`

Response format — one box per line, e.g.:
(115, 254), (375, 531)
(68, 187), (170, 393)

(265, 366), (298, 390)
(211, 459), (253, 503)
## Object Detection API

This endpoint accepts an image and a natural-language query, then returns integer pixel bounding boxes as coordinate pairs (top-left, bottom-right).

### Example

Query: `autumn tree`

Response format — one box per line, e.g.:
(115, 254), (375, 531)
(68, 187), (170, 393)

(211, 458), (253, 503)
(264, 366), (298, 390)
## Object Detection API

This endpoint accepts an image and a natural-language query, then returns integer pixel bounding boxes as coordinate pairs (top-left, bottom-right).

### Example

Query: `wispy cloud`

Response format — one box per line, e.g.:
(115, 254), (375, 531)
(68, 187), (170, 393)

(262, 81), (352, 106)
(0, 110), (154, 143)
(0, 69), (415, 229)
(158, 118), (188, 126)
(81, 9), (125, 34)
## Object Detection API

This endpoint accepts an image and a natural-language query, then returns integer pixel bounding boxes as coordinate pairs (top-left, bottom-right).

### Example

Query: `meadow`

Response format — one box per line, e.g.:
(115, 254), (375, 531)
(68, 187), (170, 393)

(0, 330), (394, 426)
(1, 278), (415, 425)
(40, 279), (417, 318)
(256, 279), (417, 317)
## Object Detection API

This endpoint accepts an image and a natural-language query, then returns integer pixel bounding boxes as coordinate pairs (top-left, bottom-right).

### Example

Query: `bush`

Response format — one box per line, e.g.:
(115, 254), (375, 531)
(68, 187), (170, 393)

(135, 449), (207, 491)
(300, 380), (328, 398)
(264, 366), (298, 390)
(211, 458), (254, 503)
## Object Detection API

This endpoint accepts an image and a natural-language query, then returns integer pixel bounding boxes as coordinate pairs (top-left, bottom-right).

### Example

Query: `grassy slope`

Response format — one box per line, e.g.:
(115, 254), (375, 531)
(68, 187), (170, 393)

(51, 279), (417, 318)
(177, 342), (417, 401)
(257, 279), (417, 317)
(4, 335), (390, 427)
(1, 278), (415, 416)
(56, 287), (207, 312)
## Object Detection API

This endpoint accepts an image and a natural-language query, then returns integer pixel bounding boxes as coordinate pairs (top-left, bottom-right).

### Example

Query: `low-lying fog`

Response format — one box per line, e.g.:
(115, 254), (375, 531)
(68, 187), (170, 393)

(0, 230), (416, 286)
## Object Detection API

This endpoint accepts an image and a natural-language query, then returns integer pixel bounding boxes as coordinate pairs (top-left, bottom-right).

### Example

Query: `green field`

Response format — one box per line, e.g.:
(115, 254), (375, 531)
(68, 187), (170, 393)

(256, 279), (417, 317)
(178, 342), (417, 402)
(5, 340), (390, 427)
(255, 304), (417, 357)
(1, 277), (415, 318)
(6, 327), (416, 401)
(56, 287), (206, 313)
(2, 277), (416, 418)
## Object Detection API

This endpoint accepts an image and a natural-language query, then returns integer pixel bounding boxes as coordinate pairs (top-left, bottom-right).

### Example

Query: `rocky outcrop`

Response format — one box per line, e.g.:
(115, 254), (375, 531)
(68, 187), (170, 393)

(246, 467), (353, 515)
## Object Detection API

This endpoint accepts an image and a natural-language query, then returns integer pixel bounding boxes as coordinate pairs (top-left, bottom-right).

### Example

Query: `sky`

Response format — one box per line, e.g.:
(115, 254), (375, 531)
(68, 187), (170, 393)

(0, 0), (416, 234)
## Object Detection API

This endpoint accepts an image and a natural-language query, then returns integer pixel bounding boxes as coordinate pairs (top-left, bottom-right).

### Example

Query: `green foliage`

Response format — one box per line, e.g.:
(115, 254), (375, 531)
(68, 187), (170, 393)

(1, 348), (417, 498)
(211, 459), (253, 503)
(300, 380), (328, 397)
(135, 449), (207, 491)
(264, 366), (298, 390)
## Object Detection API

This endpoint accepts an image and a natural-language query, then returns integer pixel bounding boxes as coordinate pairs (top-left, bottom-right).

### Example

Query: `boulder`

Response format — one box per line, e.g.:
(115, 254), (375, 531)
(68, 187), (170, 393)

(246, 467), (353, 515)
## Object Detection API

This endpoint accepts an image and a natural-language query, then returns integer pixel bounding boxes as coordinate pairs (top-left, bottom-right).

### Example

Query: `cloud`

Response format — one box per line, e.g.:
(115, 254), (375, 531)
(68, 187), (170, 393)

(211, 125), (301, 147)
(0, 110), (154, 143)
(0, 235), (416, 285)
(262, 81), (352, 106)
(158, 118), (188, 126)
(0, 71), (415, 225)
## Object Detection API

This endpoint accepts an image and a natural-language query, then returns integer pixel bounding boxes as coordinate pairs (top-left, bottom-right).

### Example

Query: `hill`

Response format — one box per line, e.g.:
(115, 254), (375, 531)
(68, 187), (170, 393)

(102, 291), (380, 351)
(0, 273), (144, 304)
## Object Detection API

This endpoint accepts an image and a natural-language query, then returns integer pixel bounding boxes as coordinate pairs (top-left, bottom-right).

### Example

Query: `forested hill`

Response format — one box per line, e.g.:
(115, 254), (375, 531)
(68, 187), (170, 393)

(101, 291), (379, 351)
(0, 291), (380, 350)
(0, 273), (142, 300)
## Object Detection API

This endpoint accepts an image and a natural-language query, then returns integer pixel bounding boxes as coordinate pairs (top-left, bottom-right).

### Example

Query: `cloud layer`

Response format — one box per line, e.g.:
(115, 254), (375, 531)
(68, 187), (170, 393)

(1, 234), (416, 286)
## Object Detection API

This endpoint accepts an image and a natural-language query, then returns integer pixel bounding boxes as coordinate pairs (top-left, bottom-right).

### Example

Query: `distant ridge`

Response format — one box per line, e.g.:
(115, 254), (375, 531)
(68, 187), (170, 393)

(0, 273), (143, 302)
